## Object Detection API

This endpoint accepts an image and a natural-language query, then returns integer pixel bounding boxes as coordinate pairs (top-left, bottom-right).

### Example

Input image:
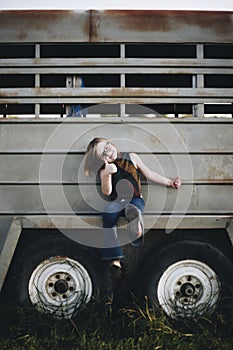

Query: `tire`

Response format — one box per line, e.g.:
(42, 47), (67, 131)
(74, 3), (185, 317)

(137, 239), (233, 318)
(11, 235), (103, 319)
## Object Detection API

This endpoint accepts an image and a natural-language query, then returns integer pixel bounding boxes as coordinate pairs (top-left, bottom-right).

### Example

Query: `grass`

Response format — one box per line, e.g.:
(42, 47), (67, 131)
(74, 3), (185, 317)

(1, 297), (233, 350)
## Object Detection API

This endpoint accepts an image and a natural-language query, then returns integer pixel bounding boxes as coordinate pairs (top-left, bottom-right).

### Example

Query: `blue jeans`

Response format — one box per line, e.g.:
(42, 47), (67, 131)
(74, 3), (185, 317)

(102, 197), (145, 261)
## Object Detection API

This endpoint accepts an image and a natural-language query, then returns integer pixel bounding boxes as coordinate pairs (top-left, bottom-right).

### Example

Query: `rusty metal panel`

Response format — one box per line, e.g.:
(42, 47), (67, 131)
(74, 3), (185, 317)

(0, 154), (232, 184)
(0, 119), (232, 244)
(0, 10), (232, 43)
(0, 120), (232, 153)
(91, 10), (233, 43)
(0, 121), (95, 152)
(0, 10), (90, 43)
(0, 184), (232, 215)
(0, 120), (232, 219)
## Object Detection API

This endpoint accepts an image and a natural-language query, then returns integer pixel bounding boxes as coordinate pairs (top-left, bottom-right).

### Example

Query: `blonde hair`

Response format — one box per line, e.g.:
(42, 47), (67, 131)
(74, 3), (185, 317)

(84, 137), (108, 177)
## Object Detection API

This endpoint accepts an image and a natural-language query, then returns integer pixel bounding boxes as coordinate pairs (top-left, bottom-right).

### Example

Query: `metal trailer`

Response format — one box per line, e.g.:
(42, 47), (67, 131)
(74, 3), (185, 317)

(0, 10), (232, 319)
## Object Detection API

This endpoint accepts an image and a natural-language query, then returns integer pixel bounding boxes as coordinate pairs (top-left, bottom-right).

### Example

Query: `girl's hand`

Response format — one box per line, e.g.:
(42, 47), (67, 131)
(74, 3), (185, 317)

(169, 177), (182, 189)
(103, 160), (117, 175)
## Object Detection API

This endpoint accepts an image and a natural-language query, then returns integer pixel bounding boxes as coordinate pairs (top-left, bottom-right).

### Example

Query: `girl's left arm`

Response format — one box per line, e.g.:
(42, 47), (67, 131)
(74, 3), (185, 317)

(130, 153), (181, 189)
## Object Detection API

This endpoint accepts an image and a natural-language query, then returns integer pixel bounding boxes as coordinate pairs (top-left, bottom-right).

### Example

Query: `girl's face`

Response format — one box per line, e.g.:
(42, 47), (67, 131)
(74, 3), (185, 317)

(96, 141), (118, 163)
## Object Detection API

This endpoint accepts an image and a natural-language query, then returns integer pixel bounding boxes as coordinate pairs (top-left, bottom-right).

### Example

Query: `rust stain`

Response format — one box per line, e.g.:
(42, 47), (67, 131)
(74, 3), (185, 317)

(0, 91), (19, 97)
(207, 165), (232, 181)
(0, 10), (75, 20)
(0, 10), (89, 42)
(104, 10), (233, 36)
(1, 10), (233, 43)
(105, 10), (173, 32)
(89, 10), (100, 42)
(0, 10), (75, 27)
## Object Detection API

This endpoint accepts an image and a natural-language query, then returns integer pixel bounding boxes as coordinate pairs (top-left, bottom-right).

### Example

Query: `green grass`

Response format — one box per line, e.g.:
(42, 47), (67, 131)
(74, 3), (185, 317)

(1, 298), (233, 350)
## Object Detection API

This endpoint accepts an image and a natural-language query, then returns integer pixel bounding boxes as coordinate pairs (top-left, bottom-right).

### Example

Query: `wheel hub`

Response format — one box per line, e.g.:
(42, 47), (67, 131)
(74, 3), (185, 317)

(54, 280), (69, 294)
(174, 275), (203, 303)
(46, 271), (75, 300)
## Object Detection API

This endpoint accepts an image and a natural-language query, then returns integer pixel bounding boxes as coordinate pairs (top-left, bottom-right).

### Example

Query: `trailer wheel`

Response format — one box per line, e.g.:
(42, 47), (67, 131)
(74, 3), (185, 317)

(137, 239), (233, 318)
(12, 235), (103, 319)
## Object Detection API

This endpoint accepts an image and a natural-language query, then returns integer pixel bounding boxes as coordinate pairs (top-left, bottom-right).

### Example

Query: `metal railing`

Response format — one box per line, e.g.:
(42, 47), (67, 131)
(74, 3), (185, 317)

(0, 11), (232, 119)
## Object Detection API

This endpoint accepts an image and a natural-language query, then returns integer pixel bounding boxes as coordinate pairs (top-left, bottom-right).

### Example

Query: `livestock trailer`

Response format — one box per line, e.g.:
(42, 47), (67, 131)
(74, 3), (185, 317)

(0, 10), (232, 319)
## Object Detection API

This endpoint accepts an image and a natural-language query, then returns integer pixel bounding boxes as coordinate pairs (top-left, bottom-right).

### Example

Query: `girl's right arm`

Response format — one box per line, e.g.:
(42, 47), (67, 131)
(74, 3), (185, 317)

(100, 161), (117, 196)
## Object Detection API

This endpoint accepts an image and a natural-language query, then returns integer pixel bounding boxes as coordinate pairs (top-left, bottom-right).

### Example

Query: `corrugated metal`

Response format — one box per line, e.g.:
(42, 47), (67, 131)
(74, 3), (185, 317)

(0, 10), (233, 43)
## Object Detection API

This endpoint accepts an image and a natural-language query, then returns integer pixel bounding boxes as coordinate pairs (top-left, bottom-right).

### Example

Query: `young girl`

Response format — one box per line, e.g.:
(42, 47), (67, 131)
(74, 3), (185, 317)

(84, 137), (181, 274)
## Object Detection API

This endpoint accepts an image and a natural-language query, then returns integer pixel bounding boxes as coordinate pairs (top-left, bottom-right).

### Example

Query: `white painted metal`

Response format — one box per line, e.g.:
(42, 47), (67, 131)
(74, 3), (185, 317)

(28, 256), (93, 319)
(157, 260), (220, 318)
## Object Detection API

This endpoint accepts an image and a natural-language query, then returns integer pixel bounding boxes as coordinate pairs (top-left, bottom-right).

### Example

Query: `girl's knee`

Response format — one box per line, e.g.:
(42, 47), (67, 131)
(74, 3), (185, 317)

(102, 202), (122, 226)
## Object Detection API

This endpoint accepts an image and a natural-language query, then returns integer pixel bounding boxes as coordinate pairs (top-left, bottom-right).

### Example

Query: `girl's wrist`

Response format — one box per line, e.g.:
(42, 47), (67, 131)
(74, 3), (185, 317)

(102, 169), (112, 177)
(166, 178), (173, 187)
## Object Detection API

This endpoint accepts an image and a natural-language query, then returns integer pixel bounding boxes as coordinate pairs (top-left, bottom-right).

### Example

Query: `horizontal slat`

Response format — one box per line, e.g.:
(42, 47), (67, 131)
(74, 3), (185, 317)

(0, 68), (233, 75)
(1, 98), (233, 104)
(21, 214), (233, 230)
(0, 122), (232, 153)
(1, 88), (232, 104)
(0, 154), (232, 183)
(0, 58), (233, 67)
(1, 214), (231, 231)
(0, 184), (232, 214)
(1, 87), (233, 97)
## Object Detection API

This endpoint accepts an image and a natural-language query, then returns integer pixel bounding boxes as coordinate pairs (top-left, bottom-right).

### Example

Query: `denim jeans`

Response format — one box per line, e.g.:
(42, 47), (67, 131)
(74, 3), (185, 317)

(102, 197), (145, 260)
